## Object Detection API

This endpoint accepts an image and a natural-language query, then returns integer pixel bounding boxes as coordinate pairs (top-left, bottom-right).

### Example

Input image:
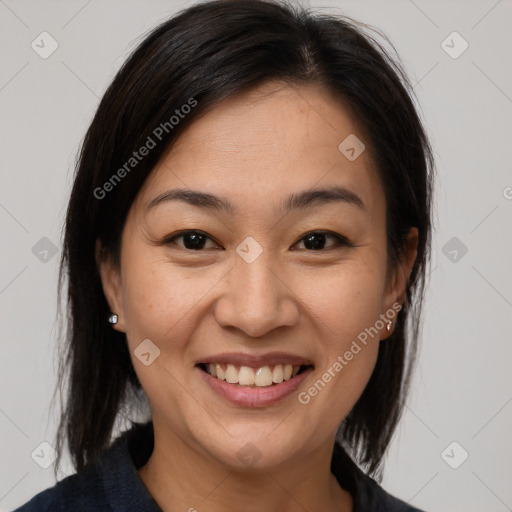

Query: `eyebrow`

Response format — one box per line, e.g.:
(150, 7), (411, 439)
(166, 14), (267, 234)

(145, 186), (365, 214)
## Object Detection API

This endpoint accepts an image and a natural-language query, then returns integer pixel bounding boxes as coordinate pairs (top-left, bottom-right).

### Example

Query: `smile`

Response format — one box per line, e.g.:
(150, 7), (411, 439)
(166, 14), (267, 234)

(197, 361), (314, 407)
(198, 363), (309, 387)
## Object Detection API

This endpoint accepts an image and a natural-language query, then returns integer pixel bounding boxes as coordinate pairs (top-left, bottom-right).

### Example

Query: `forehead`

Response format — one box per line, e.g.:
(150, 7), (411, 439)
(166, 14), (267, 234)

(136, 82), (384, 218)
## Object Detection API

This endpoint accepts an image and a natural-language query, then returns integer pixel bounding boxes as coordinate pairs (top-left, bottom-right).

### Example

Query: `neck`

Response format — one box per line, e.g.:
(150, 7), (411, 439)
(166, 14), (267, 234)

(138, 421), (353, 512)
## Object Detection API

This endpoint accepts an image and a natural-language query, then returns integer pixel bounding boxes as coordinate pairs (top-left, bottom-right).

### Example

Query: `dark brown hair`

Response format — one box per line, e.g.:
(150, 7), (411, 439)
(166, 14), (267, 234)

(55, 0), (434, 479)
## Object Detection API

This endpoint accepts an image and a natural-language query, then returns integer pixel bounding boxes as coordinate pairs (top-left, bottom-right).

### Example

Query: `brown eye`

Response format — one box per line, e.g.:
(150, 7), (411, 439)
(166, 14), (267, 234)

(293, 231), (351, 251)
(165, 230), (219, 251)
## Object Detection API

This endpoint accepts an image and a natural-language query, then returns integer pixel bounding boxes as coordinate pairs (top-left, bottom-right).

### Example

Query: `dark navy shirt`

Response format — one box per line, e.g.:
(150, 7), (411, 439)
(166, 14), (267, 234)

(14, 422), (424, 511)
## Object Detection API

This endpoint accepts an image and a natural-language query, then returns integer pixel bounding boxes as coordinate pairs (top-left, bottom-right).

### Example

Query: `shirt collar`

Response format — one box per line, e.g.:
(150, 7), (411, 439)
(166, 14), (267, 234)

(96, 421), (365, 511)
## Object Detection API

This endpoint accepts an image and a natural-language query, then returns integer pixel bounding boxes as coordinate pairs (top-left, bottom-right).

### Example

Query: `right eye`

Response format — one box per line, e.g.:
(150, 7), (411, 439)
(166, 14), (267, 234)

(163, 230), (220, 251)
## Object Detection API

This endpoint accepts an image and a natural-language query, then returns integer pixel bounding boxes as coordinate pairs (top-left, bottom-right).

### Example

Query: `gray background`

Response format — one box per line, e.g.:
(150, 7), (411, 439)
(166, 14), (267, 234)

(1, 1), (511, 511)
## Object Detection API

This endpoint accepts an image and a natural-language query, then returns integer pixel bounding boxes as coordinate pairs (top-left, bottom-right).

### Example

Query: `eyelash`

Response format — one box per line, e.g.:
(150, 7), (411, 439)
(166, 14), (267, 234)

(160, 230), (353, 252)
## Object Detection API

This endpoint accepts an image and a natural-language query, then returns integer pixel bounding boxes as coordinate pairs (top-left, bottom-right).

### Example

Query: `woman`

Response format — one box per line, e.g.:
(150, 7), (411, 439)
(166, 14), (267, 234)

(15, 0), (433, 510)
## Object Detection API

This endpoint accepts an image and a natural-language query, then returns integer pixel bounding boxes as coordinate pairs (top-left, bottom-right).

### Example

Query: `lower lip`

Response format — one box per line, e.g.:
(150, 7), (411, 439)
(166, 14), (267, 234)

(197, 366), (313, 407)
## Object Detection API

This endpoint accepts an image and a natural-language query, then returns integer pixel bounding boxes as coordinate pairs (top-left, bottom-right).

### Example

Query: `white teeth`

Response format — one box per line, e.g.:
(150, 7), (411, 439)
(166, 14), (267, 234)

(238, 366), (255, 385)
(225, 364), (238, 384)
(255, 366), (273, 386)
(204, 363), (303, 386)
(272, 364), (284, 383)
(215, 363), (225, 381)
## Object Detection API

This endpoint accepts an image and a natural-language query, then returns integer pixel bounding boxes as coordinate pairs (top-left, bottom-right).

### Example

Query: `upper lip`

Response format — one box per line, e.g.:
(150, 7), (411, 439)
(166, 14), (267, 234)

(196, 351), (314, 368)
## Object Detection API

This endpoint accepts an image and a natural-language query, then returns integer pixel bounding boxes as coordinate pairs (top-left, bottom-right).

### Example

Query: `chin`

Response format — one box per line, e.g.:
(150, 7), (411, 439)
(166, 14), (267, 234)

(191, 422), (311, 472)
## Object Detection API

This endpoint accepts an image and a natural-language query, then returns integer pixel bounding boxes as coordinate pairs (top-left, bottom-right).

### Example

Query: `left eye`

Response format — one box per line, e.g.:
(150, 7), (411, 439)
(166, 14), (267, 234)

(292, 231), (350, 251)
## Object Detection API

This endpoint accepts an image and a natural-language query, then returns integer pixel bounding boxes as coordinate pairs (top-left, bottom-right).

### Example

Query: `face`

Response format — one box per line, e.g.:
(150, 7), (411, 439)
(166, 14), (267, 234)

(100, 81), (416, 470)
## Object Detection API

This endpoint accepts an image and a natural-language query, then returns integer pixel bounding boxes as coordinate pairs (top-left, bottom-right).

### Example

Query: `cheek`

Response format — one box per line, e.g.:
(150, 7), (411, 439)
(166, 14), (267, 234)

(289, 261), (385, 425)
(294, 257), (387, 341)
(118, 257), (214, 419)
(119, 244), (231, 370)
(122, 264), (208, 345)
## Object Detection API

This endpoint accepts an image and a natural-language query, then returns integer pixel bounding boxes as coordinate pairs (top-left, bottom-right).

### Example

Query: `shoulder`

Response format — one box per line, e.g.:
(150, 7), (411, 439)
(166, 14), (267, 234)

(13, 422), (158, 512)
(331, 442), (425, 512)
(12, 464), (106, 512)
(355, 473), (425, 512)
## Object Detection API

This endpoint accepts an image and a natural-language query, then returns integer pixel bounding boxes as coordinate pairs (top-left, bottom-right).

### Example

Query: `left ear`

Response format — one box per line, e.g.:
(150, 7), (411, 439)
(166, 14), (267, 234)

(380, 227), (418, 340)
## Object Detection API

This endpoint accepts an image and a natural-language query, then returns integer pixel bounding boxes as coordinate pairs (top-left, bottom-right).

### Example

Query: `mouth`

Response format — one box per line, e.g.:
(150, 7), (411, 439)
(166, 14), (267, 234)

(195, 352), (314, 408)
(195, 352), (315, 406)
(197, 362), (313, 387)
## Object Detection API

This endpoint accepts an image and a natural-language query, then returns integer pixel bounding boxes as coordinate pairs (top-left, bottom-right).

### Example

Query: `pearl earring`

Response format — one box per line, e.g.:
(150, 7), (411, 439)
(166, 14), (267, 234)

(386, 320), (393, 332)
(108, 313), (118, 325)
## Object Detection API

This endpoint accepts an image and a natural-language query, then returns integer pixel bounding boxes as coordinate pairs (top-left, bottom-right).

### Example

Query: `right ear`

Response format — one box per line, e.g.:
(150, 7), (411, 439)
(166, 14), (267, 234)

(95, 240), (126, 332)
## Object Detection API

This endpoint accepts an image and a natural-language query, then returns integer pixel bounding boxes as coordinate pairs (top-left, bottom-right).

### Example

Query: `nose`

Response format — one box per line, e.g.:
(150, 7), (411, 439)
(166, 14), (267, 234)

(213, 254), (300, 338)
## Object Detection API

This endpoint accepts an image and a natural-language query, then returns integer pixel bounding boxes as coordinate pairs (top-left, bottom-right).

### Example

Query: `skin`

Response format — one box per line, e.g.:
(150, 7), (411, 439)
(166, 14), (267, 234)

(99, 81), (418, 512)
